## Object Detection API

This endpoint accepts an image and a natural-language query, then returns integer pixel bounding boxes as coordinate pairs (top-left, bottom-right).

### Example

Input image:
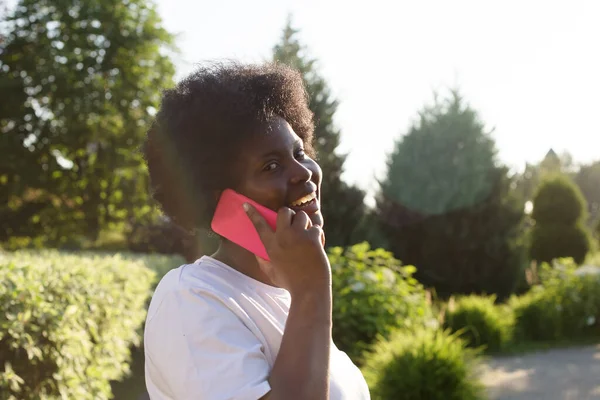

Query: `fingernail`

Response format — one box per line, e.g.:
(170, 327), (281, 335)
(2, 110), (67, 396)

(242, 203), (250, 212)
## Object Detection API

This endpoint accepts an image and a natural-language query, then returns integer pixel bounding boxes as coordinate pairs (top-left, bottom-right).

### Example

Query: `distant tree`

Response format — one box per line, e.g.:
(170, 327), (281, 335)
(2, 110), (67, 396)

(376, 90), (525, 298)
(529, 175), (591, 264)
(574, 160), (600, 229)
(513, 149), (575, 208)
(273, 19), (366, 247)
(0, 0), (175, 244)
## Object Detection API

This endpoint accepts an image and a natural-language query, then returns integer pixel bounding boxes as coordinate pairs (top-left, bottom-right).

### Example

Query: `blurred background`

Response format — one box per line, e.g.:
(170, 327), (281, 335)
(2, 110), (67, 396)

(1, 1), (599, 399)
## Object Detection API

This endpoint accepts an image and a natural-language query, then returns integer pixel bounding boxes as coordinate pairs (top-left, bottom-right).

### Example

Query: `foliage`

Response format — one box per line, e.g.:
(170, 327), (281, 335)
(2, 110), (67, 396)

(329, 242), (435, 365)
(376, 90), (525, 298)
(510, 258), (600, 342)
(126, 217), (217, 263)
(529, 224), (591, 265)
(529, 175), (591, 264)
(0, 0), (176, 245)
(380, 91), (496, 215)
(531, 175), (587, 225)
(574, 160), (600, 228)
(273, 19), (367, 247)
(586, 251), (600, 266)
(362, 327), (485, 400)
(0, 250), (181, 399)
(512, 149), (576, 207)
(444, 295), (513, 353)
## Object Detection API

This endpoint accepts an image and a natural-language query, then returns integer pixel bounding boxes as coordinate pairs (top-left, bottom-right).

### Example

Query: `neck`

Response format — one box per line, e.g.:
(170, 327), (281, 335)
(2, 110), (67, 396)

(211, 240), (275, 287)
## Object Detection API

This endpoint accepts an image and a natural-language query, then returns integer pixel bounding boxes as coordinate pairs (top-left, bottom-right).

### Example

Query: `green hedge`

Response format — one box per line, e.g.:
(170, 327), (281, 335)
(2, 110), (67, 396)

(329, 243), (435, 365)
(0, 250), (181, 400)
(444, 295), (513, 353)
(510, 258), (600, 342)
(362, 327), (485, 400)
(529, 175), (591, 264)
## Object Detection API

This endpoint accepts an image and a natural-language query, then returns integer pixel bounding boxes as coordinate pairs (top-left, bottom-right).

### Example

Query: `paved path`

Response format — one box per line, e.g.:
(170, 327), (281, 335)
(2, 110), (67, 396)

(480, 344), (600, 400)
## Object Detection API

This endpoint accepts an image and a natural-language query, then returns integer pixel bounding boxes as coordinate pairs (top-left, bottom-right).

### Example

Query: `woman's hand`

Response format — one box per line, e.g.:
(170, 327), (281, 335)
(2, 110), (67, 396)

(244, 203), (330, 298)
(245, 203), (332, 400)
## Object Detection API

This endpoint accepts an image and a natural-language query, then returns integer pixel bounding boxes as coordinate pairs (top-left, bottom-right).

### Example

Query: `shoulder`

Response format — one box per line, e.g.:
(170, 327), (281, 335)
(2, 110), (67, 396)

(143, 261), (273, 400)
(146, 260), (247, 324)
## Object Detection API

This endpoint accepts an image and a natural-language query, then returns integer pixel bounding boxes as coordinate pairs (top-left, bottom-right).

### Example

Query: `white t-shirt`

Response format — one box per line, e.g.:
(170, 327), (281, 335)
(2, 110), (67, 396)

(144, 255), (371, 400)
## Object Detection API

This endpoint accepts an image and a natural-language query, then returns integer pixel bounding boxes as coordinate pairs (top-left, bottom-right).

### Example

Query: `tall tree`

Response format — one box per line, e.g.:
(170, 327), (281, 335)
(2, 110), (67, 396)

(0, 0), (175, 244)
(273, 19), (366, 247)
(376, 91), (525, 298)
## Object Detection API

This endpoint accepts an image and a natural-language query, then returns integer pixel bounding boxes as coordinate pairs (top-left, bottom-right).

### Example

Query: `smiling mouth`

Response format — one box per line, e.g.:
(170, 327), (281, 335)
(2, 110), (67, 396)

(289, 191), (317, 209)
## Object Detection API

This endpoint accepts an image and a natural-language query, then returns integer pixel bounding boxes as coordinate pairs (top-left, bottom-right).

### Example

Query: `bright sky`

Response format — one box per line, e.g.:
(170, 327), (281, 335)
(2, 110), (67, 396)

(156, 0), (599, 196)
(135, 1), (598, 194)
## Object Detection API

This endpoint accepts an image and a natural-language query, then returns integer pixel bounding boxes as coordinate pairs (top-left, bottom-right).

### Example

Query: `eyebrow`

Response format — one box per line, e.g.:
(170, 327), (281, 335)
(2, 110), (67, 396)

(258, 139), (304, 159)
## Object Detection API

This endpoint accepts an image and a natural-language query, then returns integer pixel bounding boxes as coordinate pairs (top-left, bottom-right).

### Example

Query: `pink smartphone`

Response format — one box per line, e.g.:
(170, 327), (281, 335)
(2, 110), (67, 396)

(211, 189), (278, 261)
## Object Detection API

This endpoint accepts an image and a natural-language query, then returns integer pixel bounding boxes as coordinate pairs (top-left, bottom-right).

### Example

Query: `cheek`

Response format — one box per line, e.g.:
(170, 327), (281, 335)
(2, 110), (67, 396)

(236, 178), (287, 208)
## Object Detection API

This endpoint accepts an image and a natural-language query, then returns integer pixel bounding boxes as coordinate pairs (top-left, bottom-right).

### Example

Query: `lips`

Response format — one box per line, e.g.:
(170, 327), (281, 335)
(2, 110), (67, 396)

(288, 190), (320, 214)
(289, 191), (316, 207)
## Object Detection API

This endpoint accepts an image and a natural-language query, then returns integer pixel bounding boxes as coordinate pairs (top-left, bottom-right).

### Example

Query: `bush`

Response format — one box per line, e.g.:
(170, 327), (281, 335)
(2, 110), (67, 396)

(510, 258), (600, 342)
(444, 295), (513, 353)
(529, 224), (590, 264)
(587, 251), (600, 266)
(377, 168), (526, 299)
(530, 176), (591, 264)
(0, 250), (180, 400)
(362, 327), (485, 400)
(329, 242), (435, 365)
(532, 175), (587, 225)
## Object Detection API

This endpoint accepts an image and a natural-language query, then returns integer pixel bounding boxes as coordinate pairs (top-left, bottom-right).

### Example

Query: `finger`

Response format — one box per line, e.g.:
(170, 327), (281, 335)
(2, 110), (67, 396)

(308, 224), (324, 243)
(291, 211), (311, 230)
(276, 207), (295, 232)
(244, 203), (275, 245)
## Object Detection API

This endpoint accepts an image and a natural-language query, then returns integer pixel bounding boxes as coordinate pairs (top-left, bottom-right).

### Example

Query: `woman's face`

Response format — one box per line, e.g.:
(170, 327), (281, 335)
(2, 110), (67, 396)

(230, 116), (324, 228)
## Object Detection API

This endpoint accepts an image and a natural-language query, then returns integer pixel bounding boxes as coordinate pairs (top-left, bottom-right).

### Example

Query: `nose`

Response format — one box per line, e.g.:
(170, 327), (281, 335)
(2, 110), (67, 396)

(289, 160), (312, 184)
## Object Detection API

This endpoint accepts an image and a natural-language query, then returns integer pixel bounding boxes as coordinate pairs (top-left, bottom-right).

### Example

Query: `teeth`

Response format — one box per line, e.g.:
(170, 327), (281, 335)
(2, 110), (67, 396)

(290, 192), (316, 207)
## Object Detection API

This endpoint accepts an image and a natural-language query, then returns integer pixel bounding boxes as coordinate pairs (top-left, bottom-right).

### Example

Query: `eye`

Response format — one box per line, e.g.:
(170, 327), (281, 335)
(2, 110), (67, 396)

(263, 161), (279, 172)
(295, 149), (306, 160)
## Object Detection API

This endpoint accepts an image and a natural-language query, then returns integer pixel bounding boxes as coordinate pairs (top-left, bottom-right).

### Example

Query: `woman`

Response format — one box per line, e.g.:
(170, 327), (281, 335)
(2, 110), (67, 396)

(143, 62), (370, 400)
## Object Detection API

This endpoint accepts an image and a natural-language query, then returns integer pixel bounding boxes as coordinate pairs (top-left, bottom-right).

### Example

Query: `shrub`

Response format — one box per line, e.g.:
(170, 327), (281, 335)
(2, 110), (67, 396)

(0, 250), (180, 400)
(586, 251), (600, 266)
(444, 295), (513, 353)
(329, 242), (435, 365)
(530, 224), (591, 265)
(530, 176), (591, 264)
(532, 175), (586, 225)
(510, 258), (600, 342)
(362, 327), (485, 400)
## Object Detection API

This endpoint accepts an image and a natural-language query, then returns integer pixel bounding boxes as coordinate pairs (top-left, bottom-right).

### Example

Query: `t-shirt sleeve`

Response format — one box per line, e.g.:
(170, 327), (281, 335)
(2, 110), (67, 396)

(144, 285), (271, 400)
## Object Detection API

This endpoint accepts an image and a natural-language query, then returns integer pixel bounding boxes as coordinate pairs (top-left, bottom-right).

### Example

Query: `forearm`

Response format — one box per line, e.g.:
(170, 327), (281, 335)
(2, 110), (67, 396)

(265, 289), (332, 400)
